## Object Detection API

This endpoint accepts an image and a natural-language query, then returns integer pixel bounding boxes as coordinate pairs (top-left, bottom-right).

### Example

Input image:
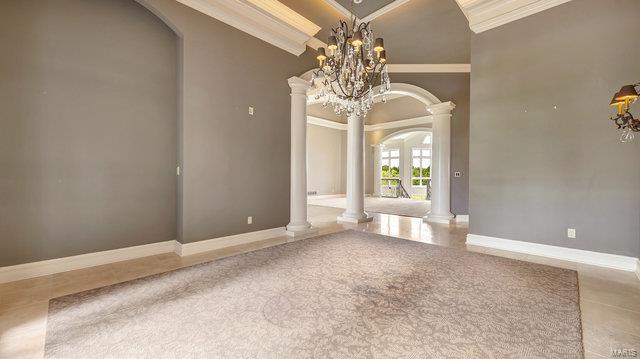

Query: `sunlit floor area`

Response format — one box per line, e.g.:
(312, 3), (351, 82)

(308, 195), (430, 218)
(0, 206), (638, 358)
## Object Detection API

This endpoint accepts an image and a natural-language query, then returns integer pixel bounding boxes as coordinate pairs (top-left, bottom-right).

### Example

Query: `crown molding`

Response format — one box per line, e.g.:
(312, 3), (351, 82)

(323, 0), (353, 20)
(175, 0), (320, 55)
(455, 0), (574, 33)
(366, 115), (432, 131)
(360, 0), (411, 23)
(308, 116), (348, 130)
(322, 0), (412, 23)
(245, 0), (321, 36)
(305, 37), (327, 51)
(386, 64), (471, 73)
(307, 115), (433, 132)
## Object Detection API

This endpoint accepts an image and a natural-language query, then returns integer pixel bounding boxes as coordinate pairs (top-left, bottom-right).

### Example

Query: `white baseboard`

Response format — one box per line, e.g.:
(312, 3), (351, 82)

(0, 227), (291, 284)
(455, 215), (469, 223)
(175, 227), (286, 257)
(0, 240), (176, 284)
(636, 260), (640, 281)
(466, 234), (639, 272)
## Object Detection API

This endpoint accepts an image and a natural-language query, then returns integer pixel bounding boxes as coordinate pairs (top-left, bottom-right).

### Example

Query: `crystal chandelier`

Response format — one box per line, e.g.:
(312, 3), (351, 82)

(310, 0), (390, 118)
(609, 83), (639, 142)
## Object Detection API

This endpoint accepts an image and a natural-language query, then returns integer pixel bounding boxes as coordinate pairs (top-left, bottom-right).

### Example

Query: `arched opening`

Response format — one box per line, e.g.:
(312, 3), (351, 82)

(302, 77), (452, 220)
(286, 74), (456, 233)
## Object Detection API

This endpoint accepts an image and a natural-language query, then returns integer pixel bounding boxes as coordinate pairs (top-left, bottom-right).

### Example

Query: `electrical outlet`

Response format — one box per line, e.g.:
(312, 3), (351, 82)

(248, 106), (254, 116)
(567, 228), (576, 239)
(454, 171), (461, 178)
(247, 216), (253, 225)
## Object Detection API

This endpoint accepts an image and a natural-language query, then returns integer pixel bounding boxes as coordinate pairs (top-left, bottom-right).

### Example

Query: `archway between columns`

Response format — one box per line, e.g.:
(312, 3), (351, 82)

(285, 75), (457, 236)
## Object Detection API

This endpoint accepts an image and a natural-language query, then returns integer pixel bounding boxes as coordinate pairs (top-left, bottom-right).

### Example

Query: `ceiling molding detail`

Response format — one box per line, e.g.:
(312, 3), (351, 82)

(386, 64), (471, 73)
(175, 0), (321, 55)
(307, 115), (433, 132)
(305, 37), (327, 51)
(455, 0), (574, 33)
(360, 0), (411, 23)
(323, 0), (353, 19)
(308, 116), (348, 130)
(366, 115), (432, 131)
(322, 0), (412, 23)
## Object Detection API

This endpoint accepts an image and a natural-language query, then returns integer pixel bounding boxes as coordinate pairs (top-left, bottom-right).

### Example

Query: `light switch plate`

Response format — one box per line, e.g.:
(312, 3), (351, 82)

(248, 106), (254, 116)
(567, 228), (576, 239)
(247, 216), (253, 224)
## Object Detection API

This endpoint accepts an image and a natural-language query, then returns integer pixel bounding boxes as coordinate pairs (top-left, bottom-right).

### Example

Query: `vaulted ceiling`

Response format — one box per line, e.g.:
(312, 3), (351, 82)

(278, 0), (471, 64)
(173, 0), (575, 60)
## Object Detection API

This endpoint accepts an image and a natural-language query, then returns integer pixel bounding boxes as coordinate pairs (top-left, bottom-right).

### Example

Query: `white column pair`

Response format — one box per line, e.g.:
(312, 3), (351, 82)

(285, 76), (371, 234)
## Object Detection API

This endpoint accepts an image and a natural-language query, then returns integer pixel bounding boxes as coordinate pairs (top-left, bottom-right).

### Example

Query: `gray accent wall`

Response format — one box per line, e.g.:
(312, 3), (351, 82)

(137, 0), (317, 244)
(0, 0), (178, 266)
(470, 0), (640, 256)
(1, 0), (317, 266)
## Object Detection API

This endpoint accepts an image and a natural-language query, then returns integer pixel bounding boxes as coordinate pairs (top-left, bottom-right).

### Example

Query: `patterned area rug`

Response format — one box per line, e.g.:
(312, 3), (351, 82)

(45, 230), (583, 358)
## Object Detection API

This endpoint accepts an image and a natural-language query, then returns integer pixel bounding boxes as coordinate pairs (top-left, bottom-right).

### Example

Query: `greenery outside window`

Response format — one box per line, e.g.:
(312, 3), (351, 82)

(381, 148), (400, 186)
(412, 148), (431, 187)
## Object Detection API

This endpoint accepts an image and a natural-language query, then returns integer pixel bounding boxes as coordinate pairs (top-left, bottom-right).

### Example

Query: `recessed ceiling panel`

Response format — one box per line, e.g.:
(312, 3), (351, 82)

(331, 0), (397, 19)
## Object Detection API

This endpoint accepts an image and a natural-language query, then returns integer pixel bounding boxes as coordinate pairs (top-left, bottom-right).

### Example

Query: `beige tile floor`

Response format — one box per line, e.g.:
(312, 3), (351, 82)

(0, 205), (638, 358)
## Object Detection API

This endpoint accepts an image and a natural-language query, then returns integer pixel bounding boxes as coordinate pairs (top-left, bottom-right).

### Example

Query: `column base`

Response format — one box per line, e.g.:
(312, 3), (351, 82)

(285, 227), (319, 240)
(337, 212), (374, 224)
(286, 222), (319, 238)
(423, 212), (455, 225)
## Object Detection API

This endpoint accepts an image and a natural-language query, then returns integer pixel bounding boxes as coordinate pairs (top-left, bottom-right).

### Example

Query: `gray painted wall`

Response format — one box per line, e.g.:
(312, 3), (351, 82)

(137, 0), (316, 244)
(0, 0), (178, 266)
(307, 124), (346, 195)
(1, 0), (317, 266)
(470, 0), (640, 257)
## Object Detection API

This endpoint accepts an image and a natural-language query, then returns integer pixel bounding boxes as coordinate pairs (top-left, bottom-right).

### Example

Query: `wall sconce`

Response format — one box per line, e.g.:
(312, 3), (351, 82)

(610, 83), (639, 142)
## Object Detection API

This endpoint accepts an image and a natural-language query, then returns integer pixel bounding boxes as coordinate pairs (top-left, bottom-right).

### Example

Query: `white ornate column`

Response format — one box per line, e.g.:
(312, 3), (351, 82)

(338, 112), (373, 223)
(424, 101), (456, 224)
(286, 77), (317, 237)
(372, 144), (382, 197)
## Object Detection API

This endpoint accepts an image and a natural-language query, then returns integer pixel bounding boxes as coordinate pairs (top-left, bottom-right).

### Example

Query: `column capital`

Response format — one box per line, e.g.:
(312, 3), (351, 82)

(288, 76), (311, 95)
(427, 101), (456, 116)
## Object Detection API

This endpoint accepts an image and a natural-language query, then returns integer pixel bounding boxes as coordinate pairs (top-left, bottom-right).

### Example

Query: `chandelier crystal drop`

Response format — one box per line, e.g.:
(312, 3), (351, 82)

(310, 1), (390, 118)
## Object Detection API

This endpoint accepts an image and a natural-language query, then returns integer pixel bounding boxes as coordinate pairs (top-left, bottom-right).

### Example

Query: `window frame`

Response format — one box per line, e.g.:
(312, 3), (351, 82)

(411, 147), (431, 188)
(380, 147), (401, 186)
